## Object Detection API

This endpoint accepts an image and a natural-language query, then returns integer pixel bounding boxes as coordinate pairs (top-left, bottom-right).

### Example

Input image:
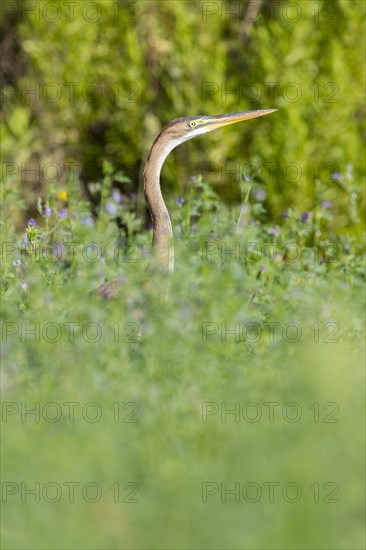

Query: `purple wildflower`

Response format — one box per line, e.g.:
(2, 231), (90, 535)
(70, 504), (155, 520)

(27, 218), (37, 227)
(104, 202), (117, 216)
(176, 197), (185, 205)
(321, 200), (331, 208)
(331, 172), (341, 181)
(57, 208), (68, 219)
(243, 175), (251, 182)
(260, 265), (267, 272)
(300, 211), (311, 222)
(112, 189), (123, 203)
(268, 228), (280, 237)
(282, 210), (289, 220)
(43, 206), (52, 217)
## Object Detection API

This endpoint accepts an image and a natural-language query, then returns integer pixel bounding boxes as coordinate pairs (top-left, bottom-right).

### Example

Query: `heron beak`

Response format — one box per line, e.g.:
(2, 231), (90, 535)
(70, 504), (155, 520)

(204, 109), (277, 131)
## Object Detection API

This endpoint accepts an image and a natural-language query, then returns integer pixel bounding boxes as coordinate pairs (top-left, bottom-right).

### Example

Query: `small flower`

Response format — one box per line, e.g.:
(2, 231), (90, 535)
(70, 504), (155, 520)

(176, 197), (185, 205)
(27, 218), (37, 227)
(104, 202), (117, 216)
(189, 176), (198, 184)
(260, 265), (267, 272)
(43, 205), (52, 217)
(112, 189), (123, 203)
(282, 210), (289, 220)
(267, 228), (280, 237)
(254, 188), (266, 202)
(321, 200), (331, 208)
(56, 191), (68, 201)
(300, 211), (311, 222)
(80, 215), (94, 226)
(20, 282), (28, 292)
(331, 172), (341, 181)
(243, 175), (251, 182)
(320, 258), (328, 264)
(57, 208), (68, 219)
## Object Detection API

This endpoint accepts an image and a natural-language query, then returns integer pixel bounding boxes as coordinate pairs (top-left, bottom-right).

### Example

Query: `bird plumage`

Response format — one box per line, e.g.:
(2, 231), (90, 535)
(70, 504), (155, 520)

(144, 109), (277, 272)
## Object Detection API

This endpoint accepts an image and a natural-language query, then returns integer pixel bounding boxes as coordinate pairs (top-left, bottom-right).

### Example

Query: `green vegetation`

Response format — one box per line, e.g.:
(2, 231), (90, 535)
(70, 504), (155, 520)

(1, 172), (364, 548)
(1, 1), (365, 548)
(1, 0), (365, 226)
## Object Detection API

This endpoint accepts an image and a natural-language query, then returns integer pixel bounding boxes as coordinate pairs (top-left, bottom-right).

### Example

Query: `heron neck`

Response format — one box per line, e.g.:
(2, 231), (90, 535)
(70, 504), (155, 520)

(144, 138), (176, 272)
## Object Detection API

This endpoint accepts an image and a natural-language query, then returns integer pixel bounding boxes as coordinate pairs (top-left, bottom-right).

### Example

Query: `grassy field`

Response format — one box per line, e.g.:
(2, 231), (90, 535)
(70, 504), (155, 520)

(1, 173), (365, 549)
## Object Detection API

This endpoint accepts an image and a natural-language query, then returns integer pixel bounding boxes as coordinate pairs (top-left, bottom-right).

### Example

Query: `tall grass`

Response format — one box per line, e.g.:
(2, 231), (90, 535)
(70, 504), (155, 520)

(1, 174), (364, 548)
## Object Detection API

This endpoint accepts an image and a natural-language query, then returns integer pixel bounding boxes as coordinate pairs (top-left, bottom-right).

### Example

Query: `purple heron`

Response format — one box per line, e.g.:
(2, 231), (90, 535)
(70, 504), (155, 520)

(144, 109), (277, 272)
(97, 109), (276, 297)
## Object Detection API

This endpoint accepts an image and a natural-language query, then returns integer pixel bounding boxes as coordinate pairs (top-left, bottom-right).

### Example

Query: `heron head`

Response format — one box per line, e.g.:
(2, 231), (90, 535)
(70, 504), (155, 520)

(161, 109), (277, 145)
(147, 109), (277, 173)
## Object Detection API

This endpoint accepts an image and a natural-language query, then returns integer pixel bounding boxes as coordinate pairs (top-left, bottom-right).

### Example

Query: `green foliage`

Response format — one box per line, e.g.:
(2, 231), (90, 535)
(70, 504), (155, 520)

(249, 0), (365, 219)
(1, 175), (365, 548)
(1, 0), (364, 233)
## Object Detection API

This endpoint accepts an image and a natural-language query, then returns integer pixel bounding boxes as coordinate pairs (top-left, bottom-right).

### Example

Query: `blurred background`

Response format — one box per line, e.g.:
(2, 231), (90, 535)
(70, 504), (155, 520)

(1, 2), (365, 548)
(1, 0), (364, 233)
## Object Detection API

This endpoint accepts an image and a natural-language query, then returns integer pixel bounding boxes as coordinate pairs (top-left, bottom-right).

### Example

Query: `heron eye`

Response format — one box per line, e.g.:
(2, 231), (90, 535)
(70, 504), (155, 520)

(188, 121), (196, 128)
